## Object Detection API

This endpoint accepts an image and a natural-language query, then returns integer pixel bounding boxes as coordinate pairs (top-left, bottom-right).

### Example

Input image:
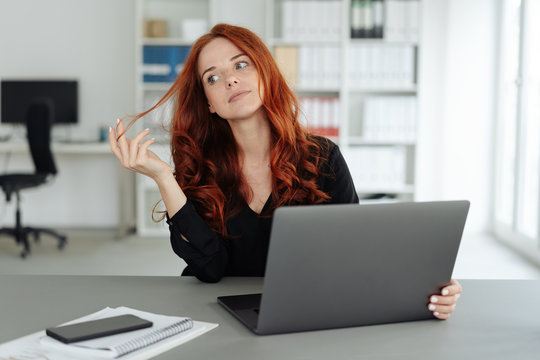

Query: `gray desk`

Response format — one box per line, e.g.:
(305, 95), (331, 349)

(0, 275), (538, 359)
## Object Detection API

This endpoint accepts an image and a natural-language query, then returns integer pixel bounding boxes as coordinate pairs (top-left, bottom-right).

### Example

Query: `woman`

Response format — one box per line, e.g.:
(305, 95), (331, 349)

(110, 24), (461, 319)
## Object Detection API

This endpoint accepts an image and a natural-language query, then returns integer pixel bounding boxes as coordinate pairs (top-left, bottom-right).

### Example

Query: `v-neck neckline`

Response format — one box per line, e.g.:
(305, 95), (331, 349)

(246, 194), (272, 216)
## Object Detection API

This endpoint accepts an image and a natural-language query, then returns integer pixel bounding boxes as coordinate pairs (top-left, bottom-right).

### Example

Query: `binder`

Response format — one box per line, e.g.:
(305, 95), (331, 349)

(274, 46), (299, 88)
(143, 46), (190, 83)
(350, 0), (364, 38)
(281, 0), (340, 41)
(372, 0), (384, 38)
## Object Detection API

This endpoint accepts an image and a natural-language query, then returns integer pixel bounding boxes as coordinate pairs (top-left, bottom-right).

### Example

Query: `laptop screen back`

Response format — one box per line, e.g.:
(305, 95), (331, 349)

(256, 201), (469, 334)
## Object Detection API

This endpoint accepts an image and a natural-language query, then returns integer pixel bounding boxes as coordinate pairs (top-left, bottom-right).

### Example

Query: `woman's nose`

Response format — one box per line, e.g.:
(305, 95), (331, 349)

(226, 76), (239, 88)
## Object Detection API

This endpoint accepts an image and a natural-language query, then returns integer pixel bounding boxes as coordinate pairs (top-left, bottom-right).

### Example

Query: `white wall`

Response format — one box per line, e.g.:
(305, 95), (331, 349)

(417, 0), (497, 233)
(0, 0), (135, 227)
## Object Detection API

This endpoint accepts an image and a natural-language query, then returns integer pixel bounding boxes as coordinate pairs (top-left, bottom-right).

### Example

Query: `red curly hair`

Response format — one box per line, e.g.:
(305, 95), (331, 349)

(127, 24), (330, 237)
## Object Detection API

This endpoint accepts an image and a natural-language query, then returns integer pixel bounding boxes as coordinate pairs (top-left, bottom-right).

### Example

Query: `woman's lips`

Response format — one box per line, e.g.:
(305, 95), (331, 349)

(229, 90), (251, 103)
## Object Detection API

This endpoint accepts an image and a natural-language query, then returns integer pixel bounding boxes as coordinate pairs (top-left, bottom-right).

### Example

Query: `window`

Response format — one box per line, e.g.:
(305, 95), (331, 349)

(494, 0), (540, 249)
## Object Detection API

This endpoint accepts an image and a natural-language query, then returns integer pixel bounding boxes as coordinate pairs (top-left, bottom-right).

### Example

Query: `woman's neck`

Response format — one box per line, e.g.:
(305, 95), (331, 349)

(227, 111), (271, 167)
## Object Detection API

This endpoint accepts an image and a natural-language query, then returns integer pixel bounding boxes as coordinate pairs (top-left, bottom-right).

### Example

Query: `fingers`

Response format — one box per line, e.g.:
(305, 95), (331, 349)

(430, 293), (460, 305)
(129, 128), (151, 165)
(135, 138), (157, 170)
(109, 125), (122, 159)
(138, 137), (156, 157)
(432, 312), (451, 320)
(428, 279), (463, 320)
(428, 299), (457, 317)
(109, 118), (153, 171)
(116, 119), (130, 163)
(441, 279), (463, 296)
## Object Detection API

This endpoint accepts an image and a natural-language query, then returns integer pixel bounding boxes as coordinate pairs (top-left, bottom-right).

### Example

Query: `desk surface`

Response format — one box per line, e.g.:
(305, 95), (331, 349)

(0, 275), (538, 359)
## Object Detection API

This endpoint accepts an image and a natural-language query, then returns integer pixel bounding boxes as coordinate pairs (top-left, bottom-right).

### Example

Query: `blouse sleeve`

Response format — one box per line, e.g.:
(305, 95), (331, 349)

(166, 201), (229, 283)
(319, 142), (360, 204)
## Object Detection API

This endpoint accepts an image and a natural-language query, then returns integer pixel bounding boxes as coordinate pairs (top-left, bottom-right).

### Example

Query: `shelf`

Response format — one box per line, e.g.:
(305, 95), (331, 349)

(359, 198), (401, 204)
(270, 38), (341, 46)
(355, 185), (415, 194)
(140, 37), (193, 46)
(348, 87), (418, 94)
(140, 82), (174, 91)
(348, 38), (419, 46)
(135, 0), (211, 236)
(293, 88), (340, 95)
(348, 137), (415, 146)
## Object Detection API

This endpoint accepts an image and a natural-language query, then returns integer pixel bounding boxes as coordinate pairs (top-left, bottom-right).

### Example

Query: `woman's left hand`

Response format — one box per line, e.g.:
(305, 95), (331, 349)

(428, 279), (462, 320)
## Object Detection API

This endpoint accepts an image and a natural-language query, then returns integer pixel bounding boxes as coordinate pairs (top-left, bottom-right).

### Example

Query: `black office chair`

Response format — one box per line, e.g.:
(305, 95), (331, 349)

(0, 100), (67, 258)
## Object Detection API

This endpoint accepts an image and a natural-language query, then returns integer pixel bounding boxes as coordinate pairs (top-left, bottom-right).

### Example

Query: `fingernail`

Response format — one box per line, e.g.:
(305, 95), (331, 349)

(429, 304), (436, 311)
(117, 118), (120, 124)
(442, 289), (449, 296)
(434, 312), (439, 316)
(456, 293), (461, 299)
(430, 296), (438, 303)
(109, 126), (112, 133)
(145, 128), (150, 132)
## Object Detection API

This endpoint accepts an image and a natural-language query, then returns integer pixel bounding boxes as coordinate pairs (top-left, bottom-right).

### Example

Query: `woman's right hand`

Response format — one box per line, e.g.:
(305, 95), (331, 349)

(109, 118), (172, 181)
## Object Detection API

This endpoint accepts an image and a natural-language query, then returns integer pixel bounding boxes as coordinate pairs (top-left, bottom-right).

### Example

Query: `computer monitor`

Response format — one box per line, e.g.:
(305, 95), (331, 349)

(0, 80), (78, 125)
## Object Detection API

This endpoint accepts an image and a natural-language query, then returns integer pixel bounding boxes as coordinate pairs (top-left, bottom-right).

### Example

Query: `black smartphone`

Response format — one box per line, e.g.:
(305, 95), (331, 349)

(46, 314), (153, 344)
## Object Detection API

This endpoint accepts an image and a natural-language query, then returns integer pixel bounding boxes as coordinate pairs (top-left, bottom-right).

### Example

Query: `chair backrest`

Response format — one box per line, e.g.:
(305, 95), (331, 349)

(26, 99), (57, 175)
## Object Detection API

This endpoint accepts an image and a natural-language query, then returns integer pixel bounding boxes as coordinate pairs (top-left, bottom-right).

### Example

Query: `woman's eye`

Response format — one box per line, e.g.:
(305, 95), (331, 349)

(235, 61), (248, 70)
(207, 75), (219, 84)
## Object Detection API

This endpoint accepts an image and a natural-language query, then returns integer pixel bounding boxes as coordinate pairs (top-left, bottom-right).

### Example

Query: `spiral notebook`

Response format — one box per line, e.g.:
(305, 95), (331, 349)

(0, 306), (218, 359)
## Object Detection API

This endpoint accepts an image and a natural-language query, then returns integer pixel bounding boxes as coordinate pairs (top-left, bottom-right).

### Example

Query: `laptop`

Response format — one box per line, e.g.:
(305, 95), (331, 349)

(217, 200), (470, 335)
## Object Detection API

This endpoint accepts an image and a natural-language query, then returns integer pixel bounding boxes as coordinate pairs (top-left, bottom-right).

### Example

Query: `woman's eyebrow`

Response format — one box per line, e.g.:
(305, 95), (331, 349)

(201, 66), (215, 80)
(200, 53), (248, 80)
(230, 53), (247, 61)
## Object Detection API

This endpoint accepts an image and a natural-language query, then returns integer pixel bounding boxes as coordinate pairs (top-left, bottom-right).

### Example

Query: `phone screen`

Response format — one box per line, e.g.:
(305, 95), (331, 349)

(46, 314), (153, 343)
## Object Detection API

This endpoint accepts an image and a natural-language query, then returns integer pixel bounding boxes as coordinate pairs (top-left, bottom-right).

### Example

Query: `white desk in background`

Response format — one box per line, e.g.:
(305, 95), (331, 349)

(0, 140), (134, 236)
(0, 140), (110, 154)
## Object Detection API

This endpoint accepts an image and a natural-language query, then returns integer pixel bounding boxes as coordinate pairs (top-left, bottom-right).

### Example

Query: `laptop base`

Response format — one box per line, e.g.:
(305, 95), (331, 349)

(217, 293), (261, 333)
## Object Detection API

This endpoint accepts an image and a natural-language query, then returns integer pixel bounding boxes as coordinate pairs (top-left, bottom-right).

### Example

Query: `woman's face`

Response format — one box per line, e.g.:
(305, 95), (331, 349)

(198, 37), (264, 122)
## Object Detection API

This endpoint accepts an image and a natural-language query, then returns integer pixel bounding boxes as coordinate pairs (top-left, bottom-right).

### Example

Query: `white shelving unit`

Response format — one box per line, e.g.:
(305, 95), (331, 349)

(134, 0), (215, 236)
(134, 0), (421, 235)
(267, 0), (420, 202)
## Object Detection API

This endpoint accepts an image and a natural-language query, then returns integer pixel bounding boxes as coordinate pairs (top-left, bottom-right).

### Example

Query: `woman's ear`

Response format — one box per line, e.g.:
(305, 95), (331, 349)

(208, 103), (216, 114)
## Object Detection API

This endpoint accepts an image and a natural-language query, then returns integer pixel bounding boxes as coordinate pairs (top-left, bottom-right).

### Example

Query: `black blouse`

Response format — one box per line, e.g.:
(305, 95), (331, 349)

(166, 138), (359, 282)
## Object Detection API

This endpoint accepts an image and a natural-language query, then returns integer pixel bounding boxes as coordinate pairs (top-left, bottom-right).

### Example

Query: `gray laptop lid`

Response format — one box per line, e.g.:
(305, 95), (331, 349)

(256, 200), (469, 335)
